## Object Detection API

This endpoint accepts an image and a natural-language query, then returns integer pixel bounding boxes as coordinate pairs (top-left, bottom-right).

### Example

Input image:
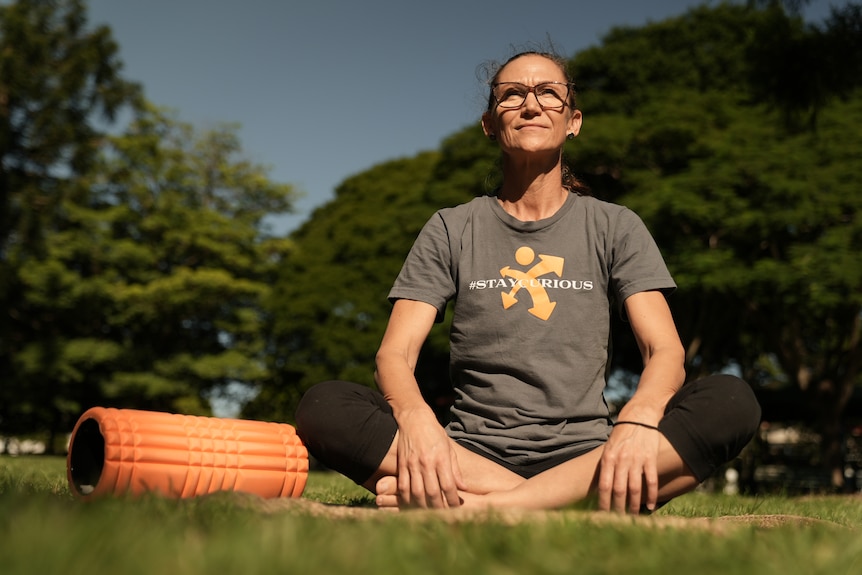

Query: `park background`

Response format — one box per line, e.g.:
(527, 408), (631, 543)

(1, 0), (860, 494)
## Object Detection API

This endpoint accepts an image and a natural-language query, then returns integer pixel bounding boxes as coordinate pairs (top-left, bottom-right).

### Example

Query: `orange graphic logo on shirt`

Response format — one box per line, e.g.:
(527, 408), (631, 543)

(500, 246), (564, 320)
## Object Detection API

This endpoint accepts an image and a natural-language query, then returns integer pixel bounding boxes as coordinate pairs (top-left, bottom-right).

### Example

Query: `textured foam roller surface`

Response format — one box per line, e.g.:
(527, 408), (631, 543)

(67, 407), (308, 500)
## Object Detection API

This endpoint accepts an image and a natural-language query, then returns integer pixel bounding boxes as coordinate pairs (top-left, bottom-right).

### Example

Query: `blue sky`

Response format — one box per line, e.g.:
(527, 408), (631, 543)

(87, 0), (840, 234)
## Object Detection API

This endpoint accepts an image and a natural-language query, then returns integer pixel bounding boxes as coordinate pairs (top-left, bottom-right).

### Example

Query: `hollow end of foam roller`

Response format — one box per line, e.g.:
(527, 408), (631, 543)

(67, 417), (105, 498)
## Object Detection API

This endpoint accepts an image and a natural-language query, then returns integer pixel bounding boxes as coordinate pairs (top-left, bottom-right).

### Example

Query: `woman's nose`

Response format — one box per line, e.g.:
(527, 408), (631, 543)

(522, 91), (543, 113)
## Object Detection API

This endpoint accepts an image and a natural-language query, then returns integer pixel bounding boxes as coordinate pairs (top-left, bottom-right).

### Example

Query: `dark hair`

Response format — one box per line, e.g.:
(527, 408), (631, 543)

(479, 48), (589, 196)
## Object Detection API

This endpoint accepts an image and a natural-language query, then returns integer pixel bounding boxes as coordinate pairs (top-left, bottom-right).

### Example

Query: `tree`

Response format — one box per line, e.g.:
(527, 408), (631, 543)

(0, 0), (140, 440)
(2, 103), (297, 447)
(0, 0), (140, 255)
(746, 2), (862, 130)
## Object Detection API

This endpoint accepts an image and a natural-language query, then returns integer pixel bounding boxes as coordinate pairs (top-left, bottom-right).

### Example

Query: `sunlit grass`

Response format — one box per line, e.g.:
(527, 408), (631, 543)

(1, 455), (861, 575)
(0, 454), (70, 495)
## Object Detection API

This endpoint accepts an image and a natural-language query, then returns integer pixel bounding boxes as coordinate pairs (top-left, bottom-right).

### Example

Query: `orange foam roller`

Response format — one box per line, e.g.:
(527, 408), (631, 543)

(67, 407), (308, 500)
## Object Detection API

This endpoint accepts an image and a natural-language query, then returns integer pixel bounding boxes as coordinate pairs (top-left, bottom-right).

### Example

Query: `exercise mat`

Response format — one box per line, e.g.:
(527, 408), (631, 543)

(67, 407), (308, 500)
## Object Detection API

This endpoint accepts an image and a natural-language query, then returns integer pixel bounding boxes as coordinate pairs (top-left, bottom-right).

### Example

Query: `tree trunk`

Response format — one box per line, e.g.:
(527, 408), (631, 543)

(811, 377), (853, 491)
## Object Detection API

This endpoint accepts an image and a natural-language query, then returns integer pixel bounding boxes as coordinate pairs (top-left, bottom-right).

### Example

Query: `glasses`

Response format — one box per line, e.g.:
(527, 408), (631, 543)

(490, 82), (572, 111)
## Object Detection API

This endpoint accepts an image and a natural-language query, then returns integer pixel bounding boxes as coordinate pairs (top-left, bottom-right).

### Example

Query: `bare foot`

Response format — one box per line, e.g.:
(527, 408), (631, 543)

(374, 476), (400, 510)
(375, 476), (490, 511)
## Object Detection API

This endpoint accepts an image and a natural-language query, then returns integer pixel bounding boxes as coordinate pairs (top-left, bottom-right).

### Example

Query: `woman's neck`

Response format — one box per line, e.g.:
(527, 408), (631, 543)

(497, 161), (568, 222)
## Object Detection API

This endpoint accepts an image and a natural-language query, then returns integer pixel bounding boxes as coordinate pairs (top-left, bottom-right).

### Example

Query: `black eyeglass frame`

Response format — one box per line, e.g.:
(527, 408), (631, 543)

(489, 81), (575, 111)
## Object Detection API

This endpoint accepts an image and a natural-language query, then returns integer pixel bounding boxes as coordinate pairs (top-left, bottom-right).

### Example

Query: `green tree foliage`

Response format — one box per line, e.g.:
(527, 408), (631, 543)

(746, 2), (862, 129)
(0, 0), (140, 442)
(4, 104), (296, 445)
(1, 1), (297, 446)
(0, 0), (140, 253)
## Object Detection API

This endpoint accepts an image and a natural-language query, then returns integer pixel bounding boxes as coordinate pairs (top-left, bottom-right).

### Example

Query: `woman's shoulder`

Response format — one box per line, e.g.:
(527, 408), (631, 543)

(412, 197), (491, 242)
(570, 196), (655, 244)
(576, 194), (631, 215)
(438, 195), (492, 214)
(433, 195), (493, 224)
(571, 194), (641, 225)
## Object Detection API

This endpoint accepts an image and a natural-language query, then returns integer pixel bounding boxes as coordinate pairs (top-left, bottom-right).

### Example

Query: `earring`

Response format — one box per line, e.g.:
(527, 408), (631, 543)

(566, 133), (574, 140)
(488, 134), (497, 141)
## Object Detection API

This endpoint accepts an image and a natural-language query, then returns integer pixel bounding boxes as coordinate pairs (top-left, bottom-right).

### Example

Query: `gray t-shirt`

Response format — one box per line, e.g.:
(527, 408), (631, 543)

(388, 192), (676, 466)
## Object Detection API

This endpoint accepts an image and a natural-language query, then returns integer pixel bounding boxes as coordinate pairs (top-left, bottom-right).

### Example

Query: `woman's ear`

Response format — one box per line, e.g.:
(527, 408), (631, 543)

(481, 112), (496, 139)
(567, 109), (583, 138)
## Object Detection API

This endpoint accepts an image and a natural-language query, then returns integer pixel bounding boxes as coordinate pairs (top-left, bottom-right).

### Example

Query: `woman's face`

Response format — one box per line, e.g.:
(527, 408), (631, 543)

(482, 54), (582, 158)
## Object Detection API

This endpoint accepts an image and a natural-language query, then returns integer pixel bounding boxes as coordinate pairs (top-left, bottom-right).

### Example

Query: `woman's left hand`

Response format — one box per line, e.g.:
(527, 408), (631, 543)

(596, 423), (662, 514)
(597, 290), (685, 513)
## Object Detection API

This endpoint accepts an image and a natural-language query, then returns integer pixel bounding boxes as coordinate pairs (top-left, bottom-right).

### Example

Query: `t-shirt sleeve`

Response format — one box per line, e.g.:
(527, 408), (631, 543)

(610, 207), (676, 303)
(388, 211), (457, 322)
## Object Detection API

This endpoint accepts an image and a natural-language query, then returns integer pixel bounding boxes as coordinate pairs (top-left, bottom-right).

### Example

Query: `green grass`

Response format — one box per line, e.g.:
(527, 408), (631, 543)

(2, 455), (861, 575)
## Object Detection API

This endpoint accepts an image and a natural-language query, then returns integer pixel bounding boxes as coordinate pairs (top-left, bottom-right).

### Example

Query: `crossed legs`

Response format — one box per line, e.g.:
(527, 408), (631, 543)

(295, 376), (760, 512)
(371, 430), (699, 511)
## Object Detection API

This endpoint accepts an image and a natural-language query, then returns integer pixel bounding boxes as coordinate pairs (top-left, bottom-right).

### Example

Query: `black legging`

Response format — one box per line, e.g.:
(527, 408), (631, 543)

(295, 374), (761, 486)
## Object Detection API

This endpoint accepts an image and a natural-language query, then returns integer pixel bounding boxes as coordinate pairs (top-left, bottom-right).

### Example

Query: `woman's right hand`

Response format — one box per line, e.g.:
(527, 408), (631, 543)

(393, 406), (465, 509)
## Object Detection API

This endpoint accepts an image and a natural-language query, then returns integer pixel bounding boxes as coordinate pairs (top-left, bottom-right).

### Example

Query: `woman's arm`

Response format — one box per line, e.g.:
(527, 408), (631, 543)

(597, 289), (686, 513)
(374, 298), (465, 508)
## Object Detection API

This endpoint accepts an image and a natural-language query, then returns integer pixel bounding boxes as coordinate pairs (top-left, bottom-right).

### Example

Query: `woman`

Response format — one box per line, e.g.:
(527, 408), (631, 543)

(295, 50), (761, 513)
